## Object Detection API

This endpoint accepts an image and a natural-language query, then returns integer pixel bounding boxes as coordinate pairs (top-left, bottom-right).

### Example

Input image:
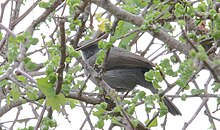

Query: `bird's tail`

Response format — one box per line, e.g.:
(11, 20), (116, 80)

(163, 97), (182, 116)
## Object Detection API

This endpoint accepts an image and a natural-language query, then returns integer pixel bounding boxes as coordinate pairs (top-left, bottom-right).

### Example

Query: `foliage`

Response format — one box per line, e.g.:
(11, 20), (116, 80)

(0, 0), (220, 130)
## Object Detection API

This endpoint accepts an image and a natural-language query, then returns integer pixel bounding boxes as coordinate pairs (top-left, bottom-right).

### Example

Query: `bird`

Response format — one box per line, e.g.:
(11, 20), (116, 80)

(79, 41), (182, 116)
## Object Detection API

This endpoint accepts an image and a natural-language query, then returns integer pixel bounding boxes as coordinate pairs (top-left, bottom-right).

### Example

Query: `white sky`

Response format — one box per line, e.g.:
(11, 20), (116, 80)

(0, 0), (219, 130)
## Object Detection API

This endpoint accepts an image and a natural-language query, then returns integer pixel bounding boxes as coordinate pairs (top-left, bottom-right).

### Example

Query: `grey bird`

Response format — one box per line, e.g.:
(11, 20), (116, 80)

(79, 42), (181, 116)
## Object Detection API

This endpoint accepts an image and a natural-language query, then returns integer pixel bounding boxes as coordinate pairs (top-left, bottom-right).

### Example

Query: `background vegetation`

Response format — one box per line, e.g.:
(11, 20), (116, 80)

(0, 0), (220, 129)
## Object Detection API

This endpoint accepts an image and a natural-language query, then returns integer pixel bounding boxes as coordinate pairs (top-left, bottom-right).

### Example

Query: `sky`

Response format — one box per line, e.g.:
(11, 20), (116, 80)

(0, 0), (220, 130)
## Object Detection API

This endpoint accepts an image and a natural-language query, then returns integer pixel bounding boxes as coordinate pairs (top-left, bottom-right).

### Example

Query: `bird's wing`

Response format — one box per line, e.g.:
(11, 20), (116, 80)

(105, 47), (154, 70)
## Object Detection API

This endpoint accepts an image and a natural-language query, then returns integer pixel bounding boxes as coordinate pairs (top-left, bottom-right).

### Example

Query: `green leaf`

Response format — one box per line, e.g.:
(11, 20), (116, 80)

(181, 94), (187, 101)
(137, 91), (146, 99)
(0, 80), (9, 87)
(113, 106), (121, 113)
(37, 77), (55, 97)
(159, 102), (168, 117)
(48, 119), (57, 127)
(70, 65), (82, 74)
(68, 99), (78, 109)
(111, 116), (122, 126)
(39, 1), (51, 9)
(174, 3), (185, 18)
(212, 82), (220, 92)
(46, 93), (67, 111)
(145, 96), (155, 113)
(127, 105), (135, 115)
(131, 119), (139, 128)
(9, 85), (21, 101)
(209, 9), (217, 19)
(16, 34), (26, 43)
(110, 21), (136, 49)
(177, 20), (186, 28)
(95, 119), (104, 129)
(29, 38), (39, 45)
(26, 86), (38, 100)
(145, 70), (154, 81)
(187, 6), (195, 17)
(152, 81), (160, 89)
(146, 114), (158, 128)
(100, 102), (107, 109)
(212, 30), (220, 40)
(67, 47), (81, 58)
(191, 89), (205, 95)
(189, 49), (197, 57)
(17, 75), (26, 83)
(95, 49), (105, 65)
(26, 61), (38, 71)
(7, 36), (19, 63)
(217, 96), (220, 105)
(0, 32), (2, 40)
(196, 2), (207, 12)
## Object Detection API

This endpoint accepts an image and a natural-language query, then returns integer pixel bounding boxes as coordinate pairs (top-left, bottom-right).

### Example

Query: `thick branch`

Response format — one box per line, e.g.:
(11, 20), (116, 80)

(90, 0), (191, 55)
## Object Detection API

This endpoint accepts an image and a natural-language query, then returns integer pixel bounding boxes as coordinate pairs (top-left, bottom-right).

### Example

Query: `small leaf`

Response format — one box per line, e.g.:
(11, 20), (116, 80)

(46, 93), (67, 111)
(137, 91), (146, 99)
(159, 102), (168, 117)
(212, 83), (220, 92)
(9, 85), (21, 101)
(68, 99), (78, 109)
(16, 34), (26, 43)
(37, 77), (55, 97)
(29, 38), (39, 45)
(146, 114), (158, 128)
(113, 106), (121, 113)
(212, 30), (220, 40)
(100, 102), (107, 109)
(0, 80), (9, 87)
(191, 89), (205, 95)
(0, 32), (2, 40)
(131, 119), (139, 128)
(17, 75), (26, 83)
(95, 49), (105, 65)
(26, 87), (38, 100)
(127, 105), (135, 115)
(181, 94), (187, 101)
(111, 116), (122, 126)
(217, 96), (220, 105)
(39, 1), (50, 9)
(95, 119), (104, 129)
(145, 70), (154, 81)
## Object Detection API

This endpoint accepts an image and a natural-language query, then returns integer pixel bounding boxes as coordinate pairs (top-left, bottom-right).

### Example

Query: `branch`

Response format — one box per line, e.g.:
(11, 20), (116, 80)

(79, 102), (95, 130)
(90, 0), (191, 55)
(0, 0), (65, 81)
(34, 102), (47, 130)
(26, 0), (65, 35)
(0, 0), (10, 23)
(55, 19), (66, 94)
(182, 97), (209, 130)
(77, 58), (134, 129)
(0, 93), (45, 117)
(11, 0), (41, 27)
(0, 90), (102, 118)
(0, 23), (16, 37)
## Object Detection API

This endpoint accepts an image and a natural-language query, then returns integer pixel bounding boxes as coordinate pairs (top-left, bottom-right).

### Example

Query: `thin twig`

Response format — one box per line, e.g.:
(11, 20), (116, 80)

(34, 102), (47, 130)
(56, 19), (66, 94)
(79, 102), (95, 130)
(78, 74), (91, 96)
(11, 0), (41, 27)
(79, 106), (94, 130)
(182, 97), (209, 130)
